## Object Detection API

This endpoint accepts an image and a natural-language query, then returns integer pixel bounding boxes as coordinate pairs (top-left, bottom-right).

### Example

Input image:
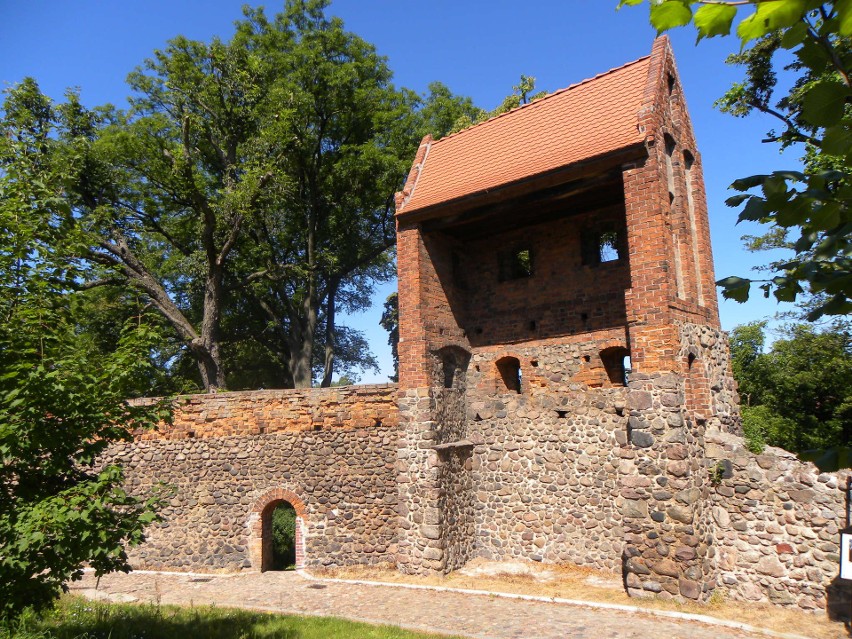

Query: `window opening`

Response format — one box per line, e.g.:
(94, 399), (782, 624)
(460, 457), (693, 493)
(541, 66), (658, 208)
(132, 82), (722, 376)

(667, 73), (676, 94)
(496, 356), (521, 393)
(600, 346), (630, 386)
(436, 346), (470, 390)
(599, 230), (620, 262)
(664, 133), (676, 199)
(443, 361), (455, 388)
(582, 226), (622, 265)
(499, 247), (533, 281)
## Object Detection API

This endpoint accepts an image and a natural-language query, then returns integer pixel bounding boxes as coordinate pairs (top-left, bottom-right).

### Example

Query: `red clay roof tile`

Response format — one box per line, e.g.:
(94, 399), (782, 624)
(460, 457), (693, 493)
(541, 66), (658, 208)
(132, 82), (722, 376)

(397, 54), (652, 215)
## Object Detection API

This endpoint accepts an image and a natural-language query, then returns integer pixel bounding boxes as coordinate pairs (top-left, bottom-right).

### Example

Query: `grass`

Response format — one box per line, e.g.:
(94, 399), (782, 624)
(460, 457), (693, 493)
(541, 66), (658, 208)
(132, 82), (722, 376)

(317, 560), (846, 639)
(0, 596), (463, 639)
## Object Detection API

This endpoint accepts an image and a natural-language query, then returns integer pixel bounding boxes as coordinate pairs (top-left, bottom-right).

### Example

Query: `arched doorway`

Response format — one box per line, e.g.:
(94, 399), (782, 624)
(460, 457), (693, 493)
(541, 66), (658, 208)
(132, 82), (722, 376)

(248, 488), (307, 571)
(265, 501), (297, 570)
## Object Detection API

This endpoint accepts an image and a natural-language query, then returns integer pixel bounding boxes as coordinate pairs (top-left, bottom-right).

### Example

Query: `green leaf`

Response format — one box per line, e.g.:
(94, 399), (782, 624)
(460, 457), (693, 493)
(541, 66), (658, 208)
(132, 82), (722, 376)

(731, 174), (769, 191)
(617, 0), (645, 8)
(694, 3), (738, 40)
(725, 193), (751, 207)
(718, 276), (752, 302)
(821, 124), (852, 156)
(650, 1), (692, 33)
(809, 202), (842, 230)
(780, 21), (808, 48)
(737, 0), (807, 44)
(737, 196), (766, 222)
(801, 81), (850, 128)
(838, 0), (852, 36)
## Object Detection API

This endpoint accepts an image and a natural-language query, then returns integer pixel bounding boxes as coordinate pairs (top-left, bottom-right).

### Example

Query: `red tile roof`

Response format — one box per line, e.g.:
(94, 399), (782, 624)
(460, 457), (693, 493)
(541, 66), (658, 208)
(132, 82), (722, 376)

(397, 54), (653, 216)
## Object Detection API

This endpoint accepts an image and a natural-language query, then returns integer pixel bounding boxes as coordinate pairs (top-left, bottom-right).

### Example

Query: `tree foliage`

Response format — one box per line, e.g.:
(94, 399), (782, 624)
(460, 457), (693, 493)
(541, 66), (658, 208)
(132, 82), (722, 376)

(270, 503), (297, 570)
(379, 292), (399, 383)
(0, 1), (444, 393)
(0, 111), (171, 618)
(729, 321), (852, 467)
(620, 1), (852, 321)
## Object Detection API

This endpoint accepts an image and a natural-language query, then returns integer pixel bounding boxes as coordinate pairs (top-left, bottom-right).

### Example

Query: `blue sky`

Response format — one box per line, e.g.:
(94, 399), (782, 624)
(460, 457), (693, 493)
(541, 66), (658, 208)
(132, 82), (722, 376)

(0, 1), (800, 383)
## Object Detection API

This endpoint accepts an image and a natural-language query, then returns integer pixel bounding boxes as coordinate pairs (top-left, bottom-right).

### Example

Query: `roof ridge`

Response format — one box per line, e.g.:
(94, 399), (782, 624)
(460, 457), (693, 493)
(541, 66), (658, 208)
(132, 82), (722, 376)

(431, 54), (653, 145)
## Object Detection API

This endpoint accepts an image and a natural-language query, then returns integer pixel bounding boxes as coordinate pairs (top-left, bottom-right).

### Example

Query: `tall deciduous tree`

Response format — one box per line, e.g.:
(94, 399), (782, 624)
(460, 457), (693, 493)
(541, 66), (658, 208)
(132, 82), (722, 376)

(620, 1), (852, 321)
(231, 3), (408, 388)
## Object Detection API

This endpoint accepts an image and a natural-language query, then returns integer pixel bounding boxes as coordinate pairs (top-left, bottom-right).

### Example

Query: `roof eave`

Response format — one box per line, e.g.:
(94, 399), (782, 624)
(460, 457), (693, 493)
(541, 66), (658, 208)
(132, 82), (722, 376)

(395, 142), (647, 225)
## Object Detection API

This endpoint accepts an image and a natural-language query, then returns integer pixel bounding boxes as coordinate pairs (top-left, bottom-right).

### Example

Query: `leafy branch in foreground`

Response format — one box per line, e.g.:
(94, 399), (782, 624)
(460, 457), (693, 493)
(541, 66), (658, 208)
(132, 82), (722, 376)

(0, 104), (172, 618)
(620, 1), (852, 320)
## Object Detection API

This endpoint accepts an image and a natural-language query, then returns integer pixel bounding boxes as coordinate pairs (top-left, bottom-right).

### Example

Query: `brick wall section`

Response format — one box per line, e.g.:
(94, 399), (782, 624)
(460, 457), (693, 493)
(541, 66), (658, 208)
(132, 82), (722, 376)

(129, 384), (398, 440)
(623, 37), (719, 378)
(459, 206), (630, 347)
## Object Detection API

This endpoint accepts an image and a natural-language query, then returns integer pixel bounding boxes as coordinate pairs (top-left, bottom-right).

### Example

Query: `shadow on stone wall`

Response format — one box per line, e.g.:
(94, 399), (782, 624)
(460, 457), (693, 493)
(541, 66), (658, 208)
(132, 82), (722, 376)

(827, 576), (852, 629)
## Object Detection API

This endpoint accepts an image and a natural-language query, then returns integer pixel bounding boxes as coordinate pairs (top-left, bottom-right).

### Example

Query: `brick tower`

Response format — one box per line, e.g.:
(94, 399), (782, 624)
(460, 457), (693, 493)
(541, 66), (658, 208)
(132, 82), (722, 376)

(393, 37), (739, 600)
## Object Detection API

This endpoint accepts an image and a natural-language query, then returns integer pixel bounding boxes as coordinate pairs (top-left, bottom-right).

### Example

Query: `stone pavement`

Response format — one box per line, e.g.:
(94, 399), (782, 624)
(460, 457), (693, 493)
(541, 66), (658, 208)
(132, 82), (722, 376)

(72, 570), (798, 639)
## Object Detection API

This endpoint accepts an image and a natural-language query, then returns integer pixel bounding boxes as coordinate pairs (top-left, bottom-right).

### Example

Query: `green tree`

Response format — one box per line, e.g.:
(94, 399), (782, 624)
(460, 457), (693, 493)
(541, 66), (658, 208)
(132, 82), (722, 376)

(620, 1), (852, 321)
(729, 322), (852, 466)
(0, 103), (170, 618)
(379, 292), (399, 383)
(270, 503), (297, 570)
(0, 1), (424, 393)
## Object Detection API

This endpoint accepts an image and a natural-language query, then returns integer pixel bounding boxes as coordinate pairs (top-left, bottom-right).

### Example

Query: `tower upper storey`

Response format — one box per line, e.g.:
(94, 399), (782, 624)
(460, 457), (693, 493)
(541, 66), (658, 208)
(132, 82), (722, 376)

(395, 37), (720, 390)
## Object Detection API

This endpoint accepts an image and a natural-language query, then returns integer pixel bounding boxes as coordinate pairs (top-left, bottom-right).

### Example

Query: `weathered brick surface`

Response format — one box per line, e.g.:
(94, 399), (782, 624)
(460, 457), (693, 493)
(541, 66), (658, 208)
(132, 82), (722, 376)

(130, 384), (398, 440)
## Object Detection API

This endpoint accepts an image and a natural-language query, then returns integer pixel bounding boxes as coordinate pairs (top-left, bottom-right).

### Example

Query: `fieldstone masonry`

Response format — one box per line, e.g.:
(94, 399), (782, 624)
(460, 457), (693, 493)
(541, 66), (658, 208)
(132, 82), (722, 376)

(101, 37), (852, 617)
(112, 386), (400, 572)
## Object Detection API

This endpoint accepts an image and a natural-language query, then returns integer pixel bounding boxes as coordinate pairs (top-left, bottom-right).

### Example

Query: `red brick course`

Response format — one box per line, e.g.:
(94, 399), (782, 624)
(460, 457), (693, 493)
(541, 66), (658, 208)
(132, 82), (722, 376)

(129, 385), (398, 440)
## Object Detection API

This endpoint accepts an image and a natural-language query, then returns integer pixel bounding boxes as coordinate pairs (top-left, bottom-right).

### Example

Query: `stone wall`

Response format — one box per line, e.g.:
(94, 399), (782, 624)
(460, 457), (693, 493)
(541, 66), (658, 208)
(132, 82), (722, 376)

(469, 385), (628, 571)
(707, 427), (851, 612)
(620, 371), (715, 601)
(110, 385), (400, 571)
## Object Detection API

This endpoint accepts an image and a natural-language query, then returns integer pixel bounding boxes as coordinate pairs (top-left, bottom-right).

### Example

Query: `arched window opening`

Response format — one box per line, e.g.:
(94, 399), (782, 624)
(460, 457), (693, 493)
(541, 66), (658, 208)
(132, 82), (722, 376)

(600, 346), (630, 387)
(496, 356), (521, 393)
(434, 346), (470, 390)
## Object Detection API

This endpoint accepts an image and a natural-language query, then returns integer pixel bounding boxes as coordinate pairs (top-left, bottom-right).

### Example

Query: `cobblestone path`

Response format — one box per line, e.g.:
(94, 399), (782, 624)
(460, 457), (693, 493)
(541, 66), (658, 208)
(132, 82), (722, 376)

(72, 571), (791, 639)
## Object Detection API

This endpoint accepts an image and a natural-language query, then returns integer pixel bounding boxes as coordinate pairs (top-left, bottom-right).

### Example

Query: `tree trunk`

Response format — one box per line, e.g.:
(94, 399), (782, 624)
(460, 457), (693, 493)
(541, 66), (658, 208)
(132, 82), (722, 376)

(198, 267), (226, 391)
(320, 280), (338, 388)
(287, 316), (314, 388)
